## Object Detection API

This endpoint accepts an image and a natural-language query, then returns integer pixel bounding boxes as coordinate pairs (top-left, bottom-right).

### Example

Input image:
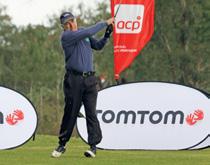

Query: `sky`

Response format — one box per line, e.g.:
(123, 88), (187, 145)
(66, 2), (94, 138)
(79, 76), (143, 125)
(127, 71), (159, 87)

(0, 0), (104, 26)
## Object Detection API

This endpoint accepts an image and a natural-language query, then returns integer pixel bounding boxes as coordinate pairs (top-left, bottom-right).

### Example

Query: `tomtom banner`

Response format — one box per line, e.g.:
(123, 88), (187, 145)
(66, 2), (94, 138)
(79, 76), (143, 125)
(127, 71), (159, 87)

(0, 86), (37, 150)
(77, 82), (210, 150)
(111, 0), (155, 79)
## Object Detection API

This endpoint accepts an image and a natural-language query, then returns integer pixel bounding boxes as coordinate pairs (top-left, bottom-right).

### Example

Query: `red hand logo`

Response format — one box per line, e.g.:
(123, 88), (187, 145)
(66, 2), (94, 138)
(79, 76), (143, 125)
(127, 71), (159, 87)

(194, 109), (204, 121)
(186, 114), (197, 125)
(13, 110), (24, 120)
(5, 109), (24, 126)
(6, 114), (18, 125)
(186, 109), (204, 126)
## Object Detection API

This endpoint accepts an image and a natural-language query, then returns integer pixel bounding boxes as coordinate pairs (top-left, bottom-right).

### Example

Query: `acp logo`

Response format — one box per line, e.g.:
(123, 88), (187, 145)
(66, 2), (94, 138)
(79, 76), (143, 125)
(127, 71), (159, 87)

(115, 4), (144, 34)
(0, 109), (24, 126)
(0, 86), (37, 150)
(77, 82), (210, 150)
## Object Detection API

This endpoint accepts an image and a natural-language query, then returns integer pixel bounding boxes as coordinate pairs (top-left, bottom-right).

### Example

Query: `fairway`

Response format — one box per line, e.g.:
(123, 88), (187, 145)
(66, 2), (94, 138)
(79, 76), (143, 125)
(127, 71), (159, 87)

(0, 135), (210, 165)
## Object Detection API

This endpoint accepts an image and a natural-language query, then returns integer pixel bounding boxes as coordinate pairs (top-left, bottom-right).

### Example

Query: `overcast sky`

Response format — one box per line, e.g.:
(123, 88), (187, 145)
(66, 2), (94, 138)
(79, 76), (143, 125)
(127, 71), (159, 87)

(0, 0), (104, 26)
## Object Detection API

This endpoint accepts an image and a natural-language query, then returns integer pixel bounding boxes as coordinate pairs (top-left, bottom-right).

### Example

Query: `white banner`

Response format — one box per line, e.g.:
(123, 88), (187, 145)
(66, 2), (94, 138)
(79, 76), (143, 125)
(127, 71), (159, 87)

(0, 86), (37, 150)
(77, 82), (210, 150)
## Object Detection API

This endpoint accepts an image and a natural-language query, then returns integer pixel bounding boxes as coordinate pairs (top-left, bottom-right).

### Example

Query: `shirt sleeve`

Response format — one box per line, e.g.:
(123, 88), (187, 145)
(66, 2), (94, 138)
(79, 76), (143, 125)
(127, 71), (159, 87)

(62, 22), (107, 45)
(89, 37), (108, 50)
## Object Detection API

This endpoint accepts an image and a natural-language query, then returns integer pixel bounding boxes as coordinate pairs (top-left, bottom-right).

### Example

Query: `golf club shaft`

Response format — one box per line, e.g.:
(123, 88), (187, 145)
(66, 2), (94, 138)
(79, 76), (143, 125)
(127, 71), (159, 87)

(114, 0), (122, 18)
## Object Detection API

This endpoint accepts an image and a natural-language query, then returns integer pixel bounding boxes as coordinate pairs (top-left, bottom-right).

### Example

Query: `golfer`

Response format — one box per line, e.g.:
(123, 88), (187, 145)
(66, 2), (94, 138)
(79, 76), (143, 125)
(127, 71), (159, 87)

(52, 12), (114, 158)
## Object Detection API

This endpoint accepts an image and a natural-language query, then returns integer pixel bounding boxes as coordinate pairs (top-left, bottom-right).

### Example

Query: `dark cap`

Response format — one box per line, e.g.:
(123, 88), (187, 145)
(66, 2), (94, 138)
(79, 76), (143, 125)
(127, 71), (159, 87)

(60, 12), (75, 25)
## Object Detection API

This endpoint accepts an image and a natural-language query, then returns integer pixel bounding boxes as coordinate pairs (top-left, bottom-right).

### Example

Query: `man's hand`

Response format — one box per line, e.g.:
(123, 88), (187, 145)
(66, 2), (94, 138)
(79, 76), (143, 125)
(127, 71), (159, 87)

(106, 17), (114, 26)
(105, 17), (114, 38)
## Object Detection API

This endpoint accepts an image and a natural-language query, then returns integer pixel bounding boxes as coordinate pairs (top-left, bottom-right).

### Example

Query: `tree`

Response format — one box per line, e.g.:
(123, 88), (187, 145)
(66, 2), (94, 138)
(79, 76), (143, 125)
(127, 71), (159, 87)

(0, 4), (17, 86)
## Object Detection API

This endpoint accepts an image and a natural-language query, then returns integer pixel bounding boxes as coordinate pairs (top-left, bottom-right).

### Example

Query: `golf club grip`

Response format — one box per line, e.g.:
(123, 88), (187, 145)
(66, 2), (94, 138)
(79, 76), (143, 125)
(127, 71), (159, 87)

(107, 24), (113, 32)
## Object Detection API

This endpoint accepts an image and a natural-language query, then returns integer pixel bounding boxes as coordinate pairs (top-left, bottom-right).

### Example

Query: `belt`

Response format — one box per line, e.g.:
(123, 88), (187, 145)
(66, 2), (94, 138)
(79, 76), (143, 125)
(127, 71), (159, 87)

(68, 69), (95, 77)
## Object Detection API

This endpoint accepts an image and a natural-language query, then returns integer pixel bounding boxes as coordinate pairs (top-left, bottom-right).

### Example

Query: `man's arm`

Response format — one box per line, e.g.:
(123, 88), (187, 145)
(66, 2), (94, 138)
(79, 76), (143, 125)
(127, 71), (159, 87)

(62, 18), (114, 45)
(89, 37), (108, 50)
(89, 23), (114, 50)
(62, 22), (107, 44)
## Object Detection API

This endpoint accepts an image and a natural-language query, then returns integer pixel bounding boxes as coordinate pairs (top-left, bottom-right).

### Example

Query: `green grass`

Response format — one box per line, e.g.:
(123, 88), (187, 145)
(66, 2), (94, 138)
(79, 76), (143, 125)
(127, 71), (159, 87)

(0, 135), (210, 165)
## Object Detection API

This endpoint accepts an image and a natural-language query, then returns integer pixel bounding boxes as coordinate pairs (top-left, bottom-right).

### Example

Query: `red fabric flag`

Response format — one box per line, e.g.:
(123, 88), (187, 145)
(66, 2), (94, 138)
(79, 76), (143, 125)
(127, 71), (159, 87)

(111, 0), (155, 79)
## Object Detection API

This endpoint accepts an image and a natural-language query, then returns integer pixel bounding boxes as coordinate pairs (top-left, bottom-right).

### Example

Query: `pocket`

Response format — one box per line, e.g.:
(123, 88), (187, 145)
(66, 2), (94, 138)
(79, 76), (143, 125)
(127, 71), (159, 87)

(84, 76), (97, 87)
(63, 73), (72, 91)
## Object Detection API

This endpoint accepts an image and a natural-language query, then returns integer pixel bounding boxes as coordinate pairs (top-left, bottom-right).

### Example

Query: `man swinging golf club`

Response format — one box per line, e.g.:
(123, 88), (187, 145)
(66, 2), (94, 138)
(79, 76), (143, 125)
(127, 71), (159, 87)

(51, 11), (114, 158)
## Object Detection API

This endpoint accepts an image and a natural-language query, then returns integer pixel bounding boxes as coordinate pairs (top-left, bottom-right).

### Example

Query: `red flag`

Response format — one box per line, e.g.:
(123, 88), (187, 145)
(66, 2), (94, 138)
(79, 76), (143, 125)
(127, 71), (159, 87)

(111, 0), (155, 79)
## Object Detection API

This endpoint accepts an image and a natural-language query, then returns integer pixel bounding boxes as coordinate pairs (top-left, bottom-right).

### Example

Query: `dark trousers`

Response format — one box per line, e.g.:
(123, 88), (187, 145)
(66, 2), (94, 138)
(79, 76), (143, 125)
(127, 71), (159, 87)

(58, 72), (102, 146)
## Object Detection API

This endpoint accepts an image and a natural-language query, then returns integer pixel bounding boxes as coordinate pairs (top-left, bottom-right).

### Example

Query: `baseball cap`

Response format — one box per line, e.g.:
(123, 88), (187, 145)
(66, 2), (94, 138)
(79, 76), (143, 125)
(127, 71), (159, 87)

(60, 12), (75, 25)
